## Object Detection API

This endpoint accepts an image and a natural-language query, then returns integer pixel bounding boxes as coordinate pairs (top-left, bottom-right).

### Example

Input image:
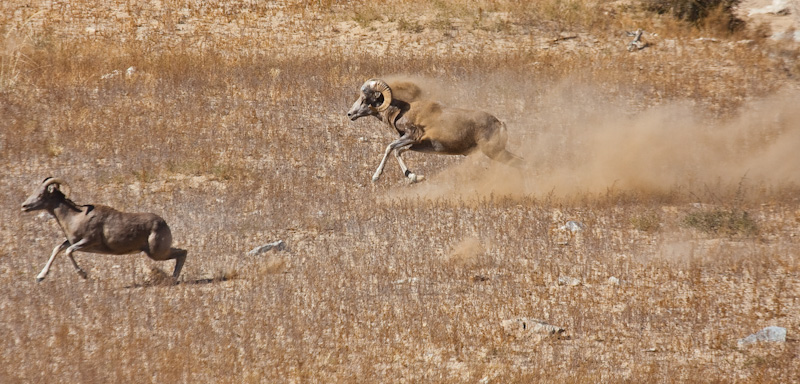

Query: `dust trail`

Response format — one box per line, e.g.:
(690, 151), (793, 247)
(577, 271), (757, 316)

(443, 236), (485, 267)
(383, 80), (800, 201)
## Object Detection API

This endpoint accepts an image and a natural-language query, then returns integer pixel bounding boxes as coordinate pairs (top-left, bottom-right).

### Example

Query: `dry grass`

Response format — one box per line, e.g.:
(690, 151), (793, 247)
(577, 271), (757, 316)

(2, 0), (800, 382)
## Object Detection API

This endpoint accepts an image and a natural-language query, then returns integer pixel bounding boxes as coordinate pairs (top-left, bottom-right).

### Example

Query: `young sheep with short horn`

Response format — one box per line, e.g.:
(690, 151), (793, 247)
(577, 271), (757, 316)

(346, 78), (524, 183)
(21, 177), (187, 282)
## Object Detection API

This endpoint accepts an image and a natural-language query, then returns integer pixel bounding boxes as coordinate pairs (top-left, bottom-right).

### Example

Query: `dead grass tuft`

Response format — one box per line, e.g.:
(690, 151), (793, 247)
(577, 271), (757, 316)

(258, 254), (290, 275)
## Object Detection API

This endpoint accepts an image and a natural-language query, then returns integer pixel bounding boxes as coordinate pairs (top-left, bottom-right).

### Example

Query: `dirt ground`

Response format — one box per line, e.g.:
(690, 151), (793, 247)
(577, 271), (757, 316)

(2, 0), (800, 382)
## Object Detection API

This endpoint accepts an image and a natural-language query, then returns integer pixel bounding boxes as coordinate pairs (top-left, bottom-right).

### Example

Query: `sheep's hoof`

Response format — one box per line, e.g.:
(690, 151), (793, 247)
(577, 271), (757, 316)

(408, 173), (424, 183)
(35, 277), (45, 283)
(78, 270), (88, 279)
(371, 175), (381, 183)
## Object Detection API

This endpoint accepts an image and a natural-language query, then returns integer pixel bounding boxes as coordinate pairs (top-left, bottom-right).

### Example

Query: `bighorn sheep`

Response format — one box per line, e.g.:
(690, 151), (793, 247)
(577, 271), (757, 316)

(347, 78), (524, 182)
(21, 177), (187, 282)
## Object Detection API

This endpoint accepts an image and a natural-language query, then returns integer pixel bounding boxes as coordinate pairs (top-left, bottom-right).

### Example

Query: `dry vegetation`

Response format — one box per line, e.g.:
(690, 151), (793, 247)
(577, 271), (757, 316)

(2, 0), (800, 382)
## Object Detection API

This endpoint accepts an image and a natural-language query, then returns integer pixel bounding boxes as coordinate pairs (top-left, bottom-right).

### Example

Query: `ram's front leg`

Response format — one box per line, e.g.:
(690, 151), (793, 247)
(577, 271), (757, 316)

(372, 144), (395, 182)
(36, 240), (69, 282)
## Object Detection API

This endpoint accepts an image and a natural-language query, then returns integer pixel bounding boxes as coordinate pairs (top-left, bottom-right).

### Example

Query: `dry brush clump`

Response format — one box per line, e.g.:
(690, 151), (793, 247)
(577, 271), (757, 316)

(1, 0), (800, 382)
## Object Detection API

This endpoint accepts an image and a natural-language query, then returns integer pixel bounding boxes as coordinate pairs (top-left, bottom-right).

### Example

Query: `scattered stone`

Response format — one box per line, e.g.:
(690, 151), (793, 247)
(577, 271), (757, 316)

(501, 318), (565, 338)
(562, 221), (586, 232)
(738, 326), (787, 346)
(100, 66), (139, 80)
(247, 240), (286, 256)
(558, 276), (581, 286)
(626, 29), (647, 51)
(394, 277), (419, 284)
(696, 37), (720, 43)
(100, 69), (120, 80)
(771, 30), (800, 42)
(554, 220), (586, 245)
(608, 276), (620, 285)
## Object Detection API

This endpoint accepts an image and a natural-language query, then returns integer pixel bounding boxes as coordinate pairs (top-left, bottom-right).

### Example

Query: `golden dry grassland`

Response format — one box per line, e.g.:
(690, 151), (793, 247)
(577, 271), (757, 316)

(2, 0), (800, 382)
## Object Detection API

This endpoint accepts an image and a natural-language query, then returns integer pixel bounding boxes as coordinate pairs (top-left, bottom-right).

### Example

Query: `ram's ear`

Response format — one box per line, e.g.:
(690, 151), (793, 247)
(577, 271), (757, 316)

(42, 178), (69, 196)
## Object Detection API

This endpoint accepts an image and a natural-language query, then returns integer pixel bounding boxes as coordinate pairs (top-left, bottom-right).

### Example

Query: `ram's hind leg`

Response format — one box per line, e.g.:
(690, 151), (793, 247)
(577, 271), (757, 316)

(169, 248), (187, 279)
(395, 147), (423, 183)
(486, 149), (525, 169)
(373, 133), (417, 182)
(64, 242), (89, 280)
(479, 133), (524, 169)
(144, 223), (185, 280)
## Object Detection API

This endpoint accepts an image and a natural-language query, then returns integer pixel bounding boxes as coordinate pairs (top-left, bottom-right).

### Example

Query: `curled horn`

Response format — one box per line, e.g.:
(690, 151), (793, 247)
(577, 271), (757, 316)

(42, 177), (70, 195)
(366, 78), (392, 112)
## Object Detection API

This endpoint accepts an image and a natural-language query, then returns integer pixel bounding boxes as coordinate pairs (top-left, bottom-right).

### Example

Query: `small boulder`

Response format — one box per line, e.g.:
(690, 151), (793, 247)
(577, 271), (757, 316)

(247, 240), (286, 256)
(557, 276), (581, 286)
(501, 318), (565, 338)
(738, 326), (787, 346)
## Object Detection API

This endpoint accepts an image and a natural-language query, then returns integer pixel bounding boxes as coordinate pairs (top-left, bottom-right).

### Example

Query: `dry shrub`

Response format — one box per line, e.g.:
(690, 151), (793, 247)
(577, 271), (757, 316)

(631, 211), (662, 232)
(644, 0), (744, 33)
(683, 208), (758, 236)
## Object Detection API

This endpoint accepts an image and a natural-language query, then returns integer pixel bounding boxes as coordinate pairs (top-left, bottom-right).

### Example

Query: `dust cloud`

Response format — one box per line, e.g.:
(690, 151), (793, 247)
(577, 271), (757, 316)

(384, 77), (800, 201)
(443, 236), (485, 267)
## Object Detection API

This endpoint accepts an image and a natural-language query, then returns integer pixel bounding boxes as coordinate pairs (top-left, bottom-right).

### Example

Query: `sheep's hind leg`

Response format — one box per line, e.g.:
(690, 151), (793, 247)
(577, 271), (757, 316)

(64, 239), (90, 279)
(395, 147), (423, 183)
(36, 240), (70, 282)
(169, 248), (187, 279)
(373, 134), (415, 182)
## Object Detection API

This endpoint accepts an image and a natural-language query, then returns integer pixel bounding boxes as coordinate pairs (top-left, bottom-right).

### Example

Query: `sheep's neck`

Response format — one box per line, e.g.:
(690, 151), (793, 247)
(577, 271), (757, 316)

(49, 198), (83, 234)
(383, 102), (410, 136)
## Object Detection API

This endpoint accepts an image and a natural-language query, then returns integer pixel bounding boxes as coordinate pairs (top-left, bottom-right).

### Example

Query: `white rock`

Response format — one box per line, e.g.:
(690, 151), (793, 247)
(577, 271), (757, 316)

(247, 240), (286, 255)
(558, 276), (581, 286)
(738, 326), (787, 345)
(748, 0), (792, 16)
(501, 318), (565, 337)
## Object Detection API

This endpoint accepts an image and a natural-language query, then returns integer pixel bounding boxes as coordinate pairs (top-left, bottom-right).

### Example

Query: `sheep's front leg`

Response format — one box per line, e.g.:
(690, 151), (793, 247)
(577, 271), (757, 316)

(36, 240), (69, 282)
(373, 134), (415, 182)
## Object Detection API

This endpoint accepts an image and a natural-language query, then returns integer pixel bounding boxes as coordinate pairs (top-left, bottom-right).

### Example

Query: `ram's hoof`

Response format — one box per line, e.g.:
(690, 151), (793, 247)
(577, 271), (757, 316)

(371, 175), (381, 183)
(78, 270), (88, 279)
(408, 173), (424, 183)
(36, 276), (45, 283)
